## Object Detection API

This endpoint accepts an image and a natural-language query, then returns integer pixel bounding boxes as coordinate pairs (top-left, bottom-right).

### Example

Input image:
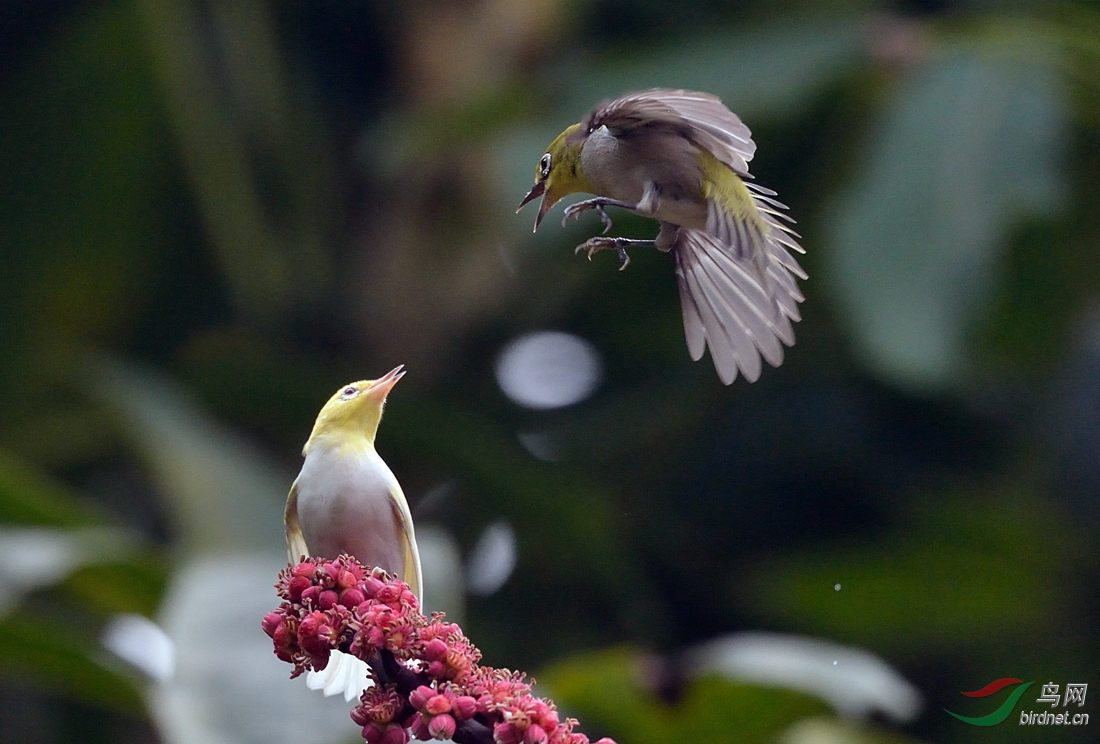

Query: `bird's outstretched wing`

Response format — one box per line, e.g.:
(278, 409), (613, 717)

(673, 226), (803, 384)
(284, 479), (309, 565)
(587, 89), (757, 175)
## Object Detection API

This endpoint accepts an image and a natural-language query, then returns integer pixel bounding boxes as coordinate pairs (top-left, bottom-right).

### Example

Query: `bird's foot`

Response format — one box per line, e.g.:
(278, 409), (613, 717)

(563, 200), (614, 234)
(574, 236), (643, 271)
(562, 197), (638, 232)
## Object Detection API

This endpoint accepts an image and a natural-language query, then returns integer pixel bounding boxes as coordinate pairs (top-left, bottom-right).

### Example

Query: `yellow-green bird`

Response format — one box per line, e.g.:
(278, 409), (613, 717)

(518, 88), (806, 385)
(284, 366), (422, 699)
(285, 365), (422, 599)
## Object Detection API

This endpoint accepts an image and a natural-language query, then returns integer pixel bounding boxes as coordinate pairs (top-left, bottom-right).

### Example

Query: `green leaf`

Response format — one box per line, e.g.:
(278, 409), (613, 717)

(824, 48), (1067, 391)
(0, 449), (102, 527)
(60, 554), (170, 619)
(540, 646), (830, 744)
(563, 16), (867, 119)
(0, 612), (144, 713)
(738, 484), (1075, 657)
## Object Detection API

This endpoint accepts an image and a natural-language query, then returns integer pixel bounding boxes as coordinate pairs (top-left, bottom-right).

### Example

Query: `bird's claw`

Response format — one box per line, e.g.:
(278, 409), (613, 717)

(574, 237), (632, 271)
(598, 206), (613, 235)
(562, 202), (615, 235)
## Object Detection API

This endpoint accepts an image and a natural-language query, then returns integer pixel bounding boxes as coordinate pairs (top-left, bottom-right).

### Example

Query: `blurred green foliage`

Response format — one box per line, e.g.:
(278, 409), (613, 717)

(542, 647), (830, 744)
(1, 1), (1099, 743)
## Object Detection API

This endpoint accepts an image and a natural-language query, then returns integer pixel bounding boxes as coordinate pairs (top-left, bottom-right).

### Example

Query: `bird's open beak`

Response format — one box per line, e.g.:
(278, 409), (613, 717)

(367, 365), (405, 400)
(517, 180), (549, 232)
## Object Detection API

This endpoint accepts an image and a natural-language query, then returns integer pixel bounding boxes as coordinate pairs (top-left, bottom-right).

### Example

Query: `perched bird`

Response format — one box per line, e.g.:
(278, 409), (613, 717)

(518, 89), (807, 385)
(284, 365), (422, 699)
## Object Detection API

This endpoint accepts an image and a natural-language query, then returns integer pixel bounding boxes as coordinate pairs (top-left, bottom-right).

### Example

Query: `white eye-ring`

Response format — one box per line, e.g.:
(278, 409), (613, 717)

(539, 153), (551, 178)
(340, 385), (358, 399)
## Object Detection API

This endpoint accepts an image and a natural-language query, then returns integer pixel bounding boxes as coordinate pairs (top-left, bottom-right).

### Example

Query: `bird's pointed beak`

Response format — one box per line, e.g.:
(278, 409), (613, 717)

(517, 180), (549, 232)
(367, 364), (405, 400)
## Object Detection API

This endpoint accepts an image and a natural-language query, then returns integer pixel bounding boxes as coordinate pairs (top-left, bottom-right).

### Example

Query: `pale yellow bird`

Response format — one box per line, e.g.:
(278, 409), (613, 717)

(284, 366), (422, 699)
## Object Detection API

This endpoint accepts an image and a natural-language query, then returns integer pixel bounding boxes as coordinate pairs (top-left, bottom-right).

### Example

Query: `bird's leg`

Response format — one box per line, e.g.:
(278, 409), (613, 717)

(575, 236), (655, 271)
(562, 197), (638, 234)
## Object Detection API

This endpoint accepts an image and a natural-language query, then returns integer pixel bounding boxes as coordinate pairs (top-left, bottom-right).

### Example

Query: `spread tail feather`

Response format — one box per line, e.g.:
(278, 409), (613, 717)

(673, 226), (803, 384)
(306, 649), (372, 702)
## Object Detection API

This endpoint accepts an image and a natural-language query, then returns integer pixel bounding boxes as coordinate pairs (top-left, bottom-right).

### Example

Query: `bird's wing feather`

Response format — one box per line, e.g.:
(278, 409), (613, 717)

(674, 227), (805, 383)
(284, 479), (309, 564)
(389, 483), (423, 603)
(589, 89), (756, 174)
(676, 263), (707, 362)
(700, 166), (807, 335)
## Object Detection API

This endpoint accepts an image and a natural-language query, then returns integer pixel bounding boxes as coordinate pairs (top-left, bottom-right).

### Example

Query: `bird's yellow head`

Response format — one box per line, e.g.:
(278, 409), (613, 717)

(303, 365), (405, 454)
(517, 123), (592, 231)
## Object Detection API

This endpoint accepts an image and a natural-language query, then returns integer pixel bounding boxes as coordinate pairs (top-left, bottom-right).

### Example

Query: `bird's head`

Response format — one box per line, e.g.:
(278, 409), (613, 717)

(517, 123), (591, 231)
(304, 365), (405, 454)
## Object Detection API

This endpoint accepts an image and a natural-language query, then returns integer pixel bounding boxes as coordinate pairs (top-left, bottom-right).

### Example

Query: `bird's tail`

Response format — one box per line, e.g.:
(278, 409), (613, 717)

(305, 649), (371, 702)
(672, 225), (805, 384)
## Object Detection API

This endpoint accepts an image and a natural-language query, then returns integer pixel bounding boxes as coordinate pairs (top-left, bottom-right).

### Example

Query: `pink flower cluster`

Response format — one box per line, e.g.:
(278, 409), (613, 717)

(263, 555), (615, 744)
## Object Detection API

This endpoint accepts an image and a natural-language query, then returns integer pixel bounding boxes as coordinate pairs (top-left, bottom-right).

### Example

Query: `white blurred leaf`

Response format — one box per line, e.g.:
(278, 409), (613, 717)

(777, 716), (906, 744)
(151, 553), (354, 744)
(418, 524), (465, 622)
(90, 357), (286, 554)
(0, 526), (135, 616)
(102, 613), (176, 682)
(687, 632), (921, 723)
(826, 50), (1067, 390)
(465, 520), (516, 596)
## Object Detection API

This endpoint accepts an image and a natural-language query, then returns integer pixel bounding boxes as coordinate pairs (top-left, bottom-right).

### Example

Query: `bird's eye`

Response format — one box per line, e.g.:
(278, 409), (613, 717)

(341, 385), (357, 399)
(539, 153), (551, 178)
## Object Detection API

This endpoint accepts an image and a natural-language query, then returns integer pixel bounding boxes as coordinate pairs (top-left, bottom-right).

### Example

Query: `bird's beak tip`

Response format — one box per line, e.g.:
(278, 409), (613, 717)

(517, 180), (545, 210)
(370, 365), (405, 398)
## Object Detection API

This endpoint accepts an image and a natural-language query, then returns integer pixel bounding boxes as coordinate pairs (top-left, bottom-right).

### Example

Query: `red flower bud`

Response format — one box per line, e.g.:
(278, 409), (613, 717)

(297, 611), (337, 656)
(523, 724), (548, 744)
(292, 562), (316, 579)
(427, 713), (456, 740)
(362, 576), (385, 598)
(494, 722), (521, 744)
(340, 588), (365, 607)
(380, 725), (410, 744)
(537, 709), (559, 730)
(318, 590), (339, 610)
(453, 695), (478, 720)
(261, 611), (284, 637)
(362, 723), (384, 744)
(409, 685), (434, 710)
(375, 583), (400, 604)
(338, 569), (359, 589)
(287, 576), (311, 603)
(423, 638), (448, 660)
(409, 713), (431, 741)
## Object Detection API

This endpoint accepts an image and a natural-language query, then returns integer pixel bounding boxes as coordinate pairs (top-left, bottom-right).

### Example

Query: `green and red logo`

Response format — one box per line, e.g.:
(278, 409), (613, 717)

(945, 678), (1034, 726)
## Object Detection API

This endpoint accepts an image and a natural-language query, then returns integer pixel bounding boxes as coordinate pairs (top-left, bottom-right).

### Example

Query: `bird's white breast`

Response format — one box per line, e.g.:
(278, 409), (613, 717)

(294, 443), (406, 574)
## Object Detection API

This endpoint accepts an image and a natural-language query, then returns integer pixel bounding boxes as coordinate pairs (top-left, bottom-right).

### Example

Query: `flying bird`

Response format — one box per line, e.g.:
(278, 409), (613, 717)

(518, 88), (806, 385)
